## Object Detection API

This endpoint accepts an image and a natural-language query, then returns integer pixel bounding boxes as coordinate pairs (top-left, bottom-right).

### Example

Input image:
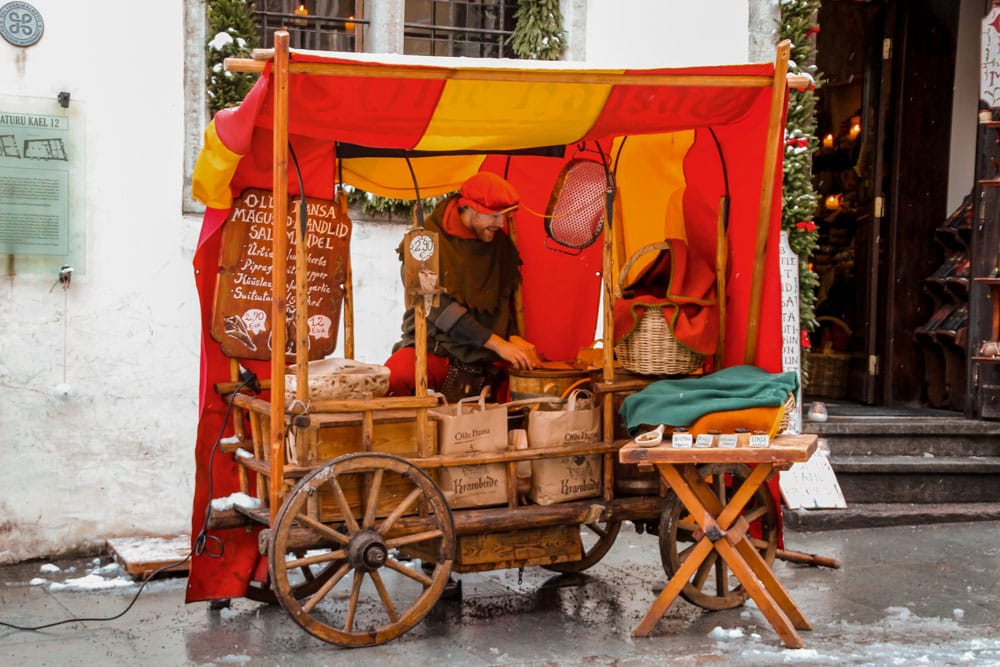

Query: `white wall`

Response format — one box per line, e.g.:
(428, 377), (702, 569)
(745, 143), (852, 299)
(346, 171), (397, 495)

(0, 0), (773, 563)
(0, 0), (199, 562)
(584, 0), (753, 66)
(948, 0), (982, 212)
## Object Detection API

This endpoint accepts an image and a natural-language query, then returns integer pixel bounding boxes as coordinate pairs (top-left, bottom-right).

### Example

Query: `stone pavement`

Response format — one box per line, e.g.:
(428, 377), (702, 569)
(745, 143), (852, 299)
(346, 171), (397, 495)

(2, 521), (1000, 666)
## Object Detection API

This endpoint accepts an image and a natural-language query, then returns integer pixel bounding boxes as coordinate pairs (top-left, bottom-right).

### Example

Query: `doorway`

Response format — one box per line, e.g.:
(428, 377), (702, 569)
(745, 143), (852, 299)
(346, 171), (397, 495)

(806, 0), (962, 409)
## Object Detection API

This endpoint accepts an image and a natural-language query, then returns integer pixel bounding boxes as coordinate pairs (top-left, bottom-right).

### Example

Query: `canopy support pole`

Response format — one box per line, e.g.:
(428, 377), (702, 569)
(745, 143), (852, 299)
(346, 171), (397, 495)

(268, 29), (290, 522)
(743, 39), (791, 365)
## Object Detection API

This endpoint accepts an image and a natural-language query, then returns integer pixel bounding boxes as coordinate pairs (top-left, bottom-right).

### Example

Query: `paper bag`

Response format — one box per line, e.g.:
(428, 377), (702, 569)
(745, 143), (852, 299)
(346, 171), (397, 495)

(430, 394), (508, 508)
(527, 389), (602, 505)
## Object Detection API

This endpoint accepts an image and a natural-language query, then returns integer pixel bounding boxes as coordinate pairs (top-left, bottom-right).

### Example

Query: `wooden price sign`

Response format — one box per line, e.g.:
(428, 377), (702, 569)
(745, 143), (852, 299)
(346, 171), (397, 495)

(211, 188), (351, 361)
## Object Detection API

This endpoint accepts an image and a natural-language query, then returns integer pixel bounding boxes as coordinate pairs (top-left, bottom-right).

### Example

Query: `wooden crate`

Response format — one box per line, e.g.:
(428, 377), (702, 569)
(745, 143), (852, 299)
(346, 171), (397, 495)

(289, 410), (438, 523)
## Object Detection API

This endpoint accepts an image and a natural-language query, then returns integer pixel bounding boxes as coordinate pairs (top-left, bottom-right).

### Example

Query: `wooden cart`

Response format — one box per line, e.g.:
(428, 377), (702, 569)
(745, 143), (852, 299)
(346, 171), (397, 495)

(192, 30), (814, 648)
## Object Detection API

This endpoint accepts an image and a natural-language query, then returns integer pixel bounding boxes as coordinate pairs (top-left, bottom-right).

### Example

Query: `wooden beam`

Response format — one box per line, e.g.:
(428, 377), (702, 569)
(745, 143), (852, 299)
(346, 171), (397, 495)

(225, 54), (784, 89)
(743, 39), (791, 364)
(268, 29), (290, 523)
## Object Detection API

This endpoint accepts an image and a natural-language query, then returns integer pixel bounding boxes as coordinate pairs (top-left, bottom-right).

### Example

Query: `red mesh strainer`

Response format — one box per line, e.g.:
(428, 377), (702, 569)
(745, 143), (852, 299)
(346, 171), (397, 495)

(544, 159), (608, 250)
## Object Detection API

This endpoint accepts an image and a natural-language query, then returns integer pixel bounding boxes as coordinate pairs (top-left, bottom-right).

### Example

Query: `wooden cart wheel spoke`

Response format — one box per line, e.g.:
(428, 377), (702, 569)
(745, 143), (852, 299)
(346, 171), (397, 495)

(677, 541), (698, 563)
(586, 522), (610, 539)
(343, 570), (365, 633)
(286, 548), (347, 571)
(691, 550), (719, 590)
(713, 556), (729, 597)
(385, 528), (443, 550)
(368, 569), (400, 623)
(294, 511), (351, 546)
(742, 504), (768, 524)
(376, 486), (424, 535)
(328, 476), (362, 534)
(383, 556), (435, 586)
(362, 468), (384, 529)
(301, 561), (353, 614)
(659, 462), (778, 611)
(268, 453), (455, 648)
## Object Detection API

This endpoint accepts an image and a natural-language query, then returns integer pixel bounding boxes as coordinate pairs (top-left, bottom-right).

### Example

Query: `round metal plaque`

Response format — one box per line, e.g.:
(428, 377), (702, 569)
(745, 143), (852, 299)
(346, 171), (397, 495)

(0, 2), (44, 47)
(408, 234), (435, 262)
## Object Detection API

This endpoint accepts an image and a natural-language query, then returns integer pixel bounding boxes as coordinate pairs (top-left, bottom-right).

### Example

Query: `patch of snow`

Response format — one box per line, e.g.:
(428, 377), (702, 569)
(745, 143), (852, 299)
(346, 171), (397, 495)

(29, 577), (47, 586)
(91, 562), (123, 577)
(38, 563), (60, 573)
(210, 492), (262, 512)
(48, 574), (134, 591)
(709, 626), (744, 640)
(218, 655), (251, 664)
(953, 608), (965, 620)
(208, 32), (234, 51)
(219, 607), (240, 621)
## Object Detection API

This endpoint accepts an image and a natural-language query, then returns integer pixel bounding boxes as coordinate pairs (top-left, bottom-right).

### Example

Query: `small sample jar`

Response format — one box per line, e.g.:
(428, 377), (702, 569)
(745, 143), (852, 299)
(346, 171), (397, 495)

(694, 431), (715, 448)
(671, 427), (693, 448)
(749, 429), (770, 448)
(734, 428), (751, 447)
(717, 432), (738, 448)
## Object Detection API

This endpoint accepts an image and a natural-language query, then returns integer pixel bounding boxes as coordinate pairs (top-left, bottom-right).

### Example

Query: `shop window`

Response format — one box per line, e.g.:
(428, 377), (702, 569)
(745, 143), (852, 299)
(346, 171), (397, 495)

(254, 1), (365, 52)
(404, 0), (516, 58)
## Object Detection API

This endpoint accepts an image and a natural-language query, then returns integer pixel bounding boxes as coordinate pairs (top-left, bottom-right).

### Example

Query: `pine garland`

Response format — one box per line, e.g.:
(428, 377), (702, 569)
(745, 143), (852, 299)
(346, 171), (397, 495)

(779, 0), (822, 349)
(510, 0), (566, 60)
(206, 0), (259, 116)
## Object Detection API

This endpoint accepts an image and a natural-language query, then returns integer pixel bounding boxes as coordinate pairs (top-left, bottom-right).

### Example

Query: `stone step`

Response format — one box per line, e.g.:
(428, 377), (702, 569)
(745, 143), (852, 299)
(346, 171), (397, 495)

(804, 417), (1000, 456)
(830, 455), (1000, 504)
(783, 502), (1000, 531)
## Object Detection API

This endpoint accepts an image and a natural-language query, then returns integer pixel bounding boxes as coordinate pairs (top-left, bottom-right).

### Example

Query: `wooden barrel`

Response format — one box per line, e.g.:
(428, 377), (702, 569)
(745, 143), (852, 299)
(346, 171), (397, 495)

(614, 460), (661, 495)
(508, 367), (590, 400)
(610, 389), (660, 495)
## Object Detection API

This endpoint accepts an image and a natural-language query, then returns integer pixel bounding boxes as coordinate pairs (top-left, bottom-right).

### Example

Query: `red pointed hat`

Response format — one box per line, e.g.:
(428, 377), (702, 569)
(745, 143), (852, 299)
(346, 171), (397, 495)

(459, 172), (519, 214)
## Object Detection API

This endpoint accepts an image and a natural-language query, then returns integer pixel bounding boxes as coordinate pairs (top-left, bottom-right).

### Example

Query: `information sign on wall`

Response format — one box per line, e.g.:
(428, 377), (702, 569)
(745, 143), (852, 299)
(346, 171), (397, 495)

(211, 189), (351, 361)
(0, 108), (70, 255)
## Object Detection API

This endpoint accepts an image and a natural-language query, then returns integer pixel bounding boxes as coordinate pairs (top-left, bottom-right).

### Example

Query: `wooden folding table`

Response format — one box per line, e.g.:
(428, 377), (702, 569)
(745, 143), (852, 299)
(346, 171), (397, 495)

(619, 433), (818, 648)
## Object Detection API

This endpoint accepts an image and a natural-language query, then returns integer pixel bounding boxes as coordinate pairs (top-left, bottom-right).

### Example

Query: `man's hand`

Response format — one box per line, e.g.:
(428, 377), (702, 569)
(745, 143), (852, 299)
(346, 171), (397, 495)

(509, 335), (542, 367)
(485, 334), (538, 370)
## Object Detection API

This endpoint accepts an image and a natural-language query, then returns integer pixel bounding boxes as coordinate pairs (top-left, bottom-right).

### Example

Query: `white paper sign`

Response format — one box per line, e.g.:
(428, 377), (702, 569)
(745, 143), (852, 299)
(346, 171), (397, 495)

(983, 6), (1000, 108)
(779, 447), (846, 510)
(779, 231), (802, 434)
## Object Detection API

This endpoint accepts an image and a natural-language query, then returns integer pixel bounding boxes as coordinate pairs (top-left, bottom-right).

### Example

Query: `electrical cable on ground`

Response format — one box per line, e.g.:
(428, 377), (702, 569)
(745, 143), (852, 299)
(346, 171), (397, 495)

(0, 370), (258, 632)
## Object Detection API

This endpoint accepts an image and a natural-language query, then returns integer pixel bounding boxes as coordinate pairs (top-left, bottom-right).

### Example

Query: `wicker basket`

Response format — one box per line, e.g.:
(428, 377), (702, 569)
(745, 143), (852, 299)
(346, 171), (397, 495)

(613, 241), (704, 376)
(614, 305), (704, 375)
(805, 316), (852, 399)
(805, 351), (850, 398)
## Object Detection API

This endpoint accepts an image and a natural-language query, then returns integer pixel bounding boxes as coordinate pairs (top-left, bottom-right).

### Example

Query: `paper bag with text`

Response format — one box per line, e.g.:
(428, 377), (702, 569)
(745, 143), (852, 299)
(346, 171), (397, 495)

(527, 389), (602, 505)
(430, 395), (508, 509)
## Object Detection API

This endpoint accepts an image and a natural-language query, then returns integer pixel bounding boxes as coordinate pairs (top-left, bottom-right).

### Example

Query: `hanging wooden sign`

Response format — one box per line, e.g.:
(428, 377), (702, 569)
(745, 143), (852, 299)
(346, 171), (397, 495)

(211, 188), (351, 361)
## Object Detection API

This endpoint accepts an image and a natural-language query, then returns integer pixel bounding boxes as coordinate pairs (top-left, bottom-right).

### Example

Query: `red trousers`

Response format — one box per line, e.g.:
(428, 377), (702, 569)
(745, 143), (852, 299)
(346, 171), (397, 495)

(384, 346), (510, 401)
(384, 347), (450, 396)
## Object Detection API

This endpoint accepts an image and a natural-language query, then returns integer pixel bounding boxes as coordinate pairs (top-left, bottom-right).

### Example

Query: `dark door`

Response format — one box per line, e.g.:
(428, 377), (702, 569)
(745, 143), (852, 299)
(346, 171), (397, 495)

(810, 0), (960, 408)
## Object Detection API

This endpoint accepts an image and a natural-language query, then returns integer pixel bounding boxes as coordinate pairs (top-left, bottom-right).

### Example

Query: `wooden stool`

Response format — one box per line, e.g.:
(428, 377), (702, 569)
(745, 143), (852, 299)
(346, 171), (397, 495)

(620, 434), (817, 648)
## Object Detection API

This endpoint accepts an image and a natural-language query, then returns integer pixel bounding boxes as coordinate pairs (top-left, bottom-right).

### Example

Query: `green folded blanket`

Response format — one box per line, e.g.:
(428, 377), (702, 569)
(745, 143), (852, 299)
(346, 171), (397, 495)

(620, 365), (799, 432)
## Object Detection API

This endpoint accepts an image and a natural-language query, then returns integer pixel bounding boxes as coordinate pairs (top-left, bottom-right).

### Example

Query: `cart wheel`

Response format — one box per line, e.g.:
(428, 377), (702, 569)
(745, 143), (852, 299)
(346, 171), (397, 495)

(268, 452), (455, 647)
(658, 463), (778, 610)
(543, 520), (622, 573)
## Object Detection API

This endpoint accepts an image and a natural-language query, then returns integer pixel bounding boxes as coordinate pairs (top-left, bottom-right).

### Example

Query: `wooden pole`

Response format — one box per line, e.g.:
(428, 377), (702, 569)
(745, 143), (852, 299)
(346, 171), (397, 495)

(268, 29), (290, 522)
(339, 191), (356, 360)
(715, 195), (728, 369)
(743, 40), (790, 365)
(294, 199), (309, 402)
(506, 212), (527, 337)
